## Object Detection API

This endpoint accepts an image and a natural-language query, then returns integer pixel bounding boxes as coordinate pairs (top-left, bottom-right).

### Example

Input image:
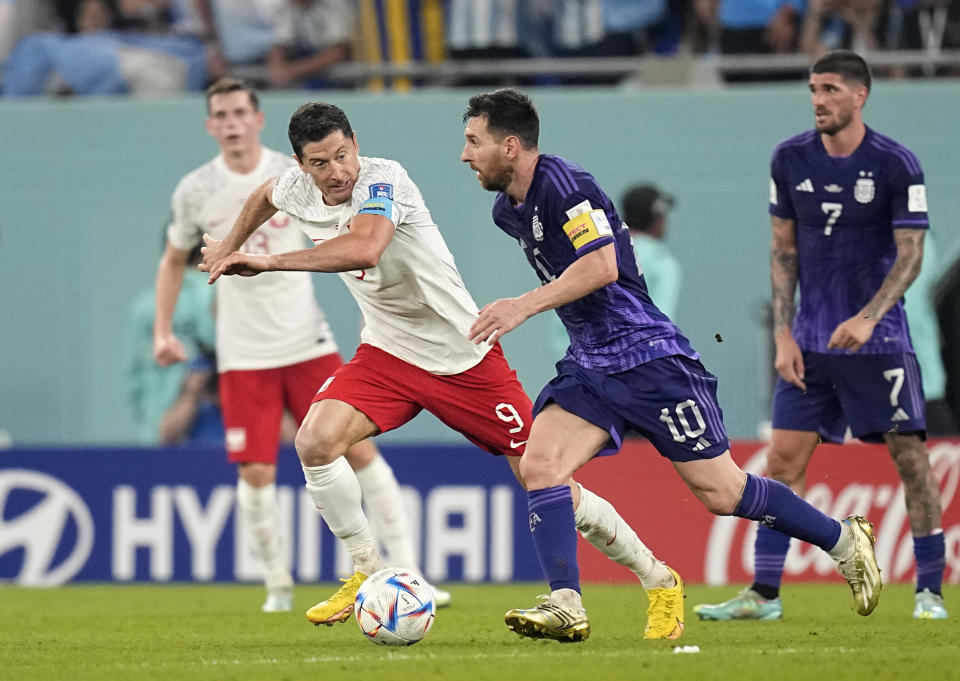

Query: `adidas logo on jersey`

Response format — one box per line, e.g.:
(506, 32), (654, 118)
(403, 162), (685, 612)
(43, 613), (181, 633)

(795, 179), (814, 192)
(891, 408), (911, 422)
(692, 437), (712, 452)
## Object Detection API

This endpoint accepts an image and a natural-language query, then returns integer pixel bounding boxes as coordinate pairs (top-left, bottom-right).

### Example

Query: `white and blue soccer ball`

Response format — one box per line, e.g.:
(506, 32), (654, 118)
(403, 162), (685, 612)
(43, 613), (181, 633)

(354, 568), (436, 646)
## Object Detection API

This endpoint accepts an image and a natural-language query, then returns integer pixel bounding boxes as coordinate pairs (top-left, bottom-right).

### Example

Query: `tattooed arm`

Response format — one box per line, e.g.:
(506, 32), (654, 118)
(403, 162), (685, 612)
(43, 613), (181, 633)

(827, 228), (925, 352)
(770, 215), (806, 389)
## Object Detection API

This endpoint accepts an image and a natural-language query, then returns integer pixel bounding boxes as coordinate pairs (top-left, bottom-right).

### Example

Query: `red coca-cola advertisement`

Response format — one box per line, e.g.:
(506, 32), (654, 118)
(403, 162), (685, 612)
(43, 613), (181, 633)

(576, 439), (960, 585)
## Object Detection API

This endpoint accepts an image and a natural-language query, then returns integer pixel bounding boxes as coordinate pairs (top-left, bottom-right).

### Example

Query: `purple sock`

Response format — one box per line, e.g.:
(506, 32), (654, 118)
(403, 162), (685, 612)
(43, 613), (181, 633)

(753, 525), (791, 593)
(527, 486), (580, 593)
(914, 532), (945, 595)
(735, 474), (841, 551)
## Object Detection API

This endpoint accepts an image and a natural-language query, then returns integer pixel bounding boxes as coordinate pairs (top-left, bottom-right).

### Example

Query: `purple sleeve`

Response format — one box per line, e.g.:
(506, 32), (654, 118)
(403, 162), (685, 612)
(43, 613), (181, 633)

(768, 149), (795, 220)
(888, 157), (930, 230)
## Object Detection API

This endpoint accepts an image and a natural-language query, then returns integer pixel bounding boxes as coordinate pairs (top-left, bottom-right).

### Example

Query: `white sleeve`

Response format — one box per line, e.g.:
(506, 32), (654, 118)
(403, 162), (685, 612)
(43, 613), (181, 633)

(271, 167), (305, 216)
(359, 160), (410, 225)
(166, 179), (201, 252)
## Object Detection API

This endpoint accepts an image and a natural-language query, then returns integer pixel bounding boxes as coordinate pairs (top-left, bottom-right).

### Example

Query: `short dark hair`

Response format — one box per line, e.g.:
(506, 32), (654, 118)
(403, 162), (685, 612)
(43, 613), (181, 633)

(205, 77), (259, 113)
(622, 184), (674, 233)
(287, 102), (354, 159)
(811, 50), (871, 93)
(463, 88), (539, 149)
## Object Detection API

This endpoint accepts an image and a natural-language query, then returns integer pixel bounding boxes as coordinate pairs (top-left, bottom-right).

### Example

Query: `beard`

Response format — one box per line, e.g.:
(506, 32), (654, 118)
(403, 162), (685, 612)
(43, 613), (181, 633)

(816, 108), (853, 136)
(479, 164), (512, 193)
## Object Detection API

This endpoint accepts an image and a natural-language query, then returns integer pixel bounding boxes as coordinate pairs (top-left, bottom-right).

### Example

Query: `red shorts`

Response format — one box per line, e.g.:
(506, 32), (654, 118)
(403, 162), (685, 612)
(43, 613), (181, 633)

(313, 343), (532, 456)
(219, 353), (344, 464)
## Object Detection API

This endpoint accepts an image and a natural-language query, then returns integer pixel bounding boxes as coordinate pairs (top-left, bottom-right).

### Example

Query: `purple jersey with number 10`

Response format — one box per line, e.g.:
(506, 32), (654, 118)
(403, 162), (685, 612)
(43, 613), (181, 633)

(491, 154), (698, 374)
(769, 126), (929, 354)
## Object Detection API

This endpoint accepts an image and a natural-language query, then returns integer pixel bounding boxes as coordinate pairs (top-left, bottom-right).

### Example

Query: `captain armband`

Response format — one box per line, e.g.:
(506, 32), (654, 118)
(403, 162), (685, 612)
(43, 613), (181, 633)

(357, 195), (396, 221)
(562, 209), (613, 252)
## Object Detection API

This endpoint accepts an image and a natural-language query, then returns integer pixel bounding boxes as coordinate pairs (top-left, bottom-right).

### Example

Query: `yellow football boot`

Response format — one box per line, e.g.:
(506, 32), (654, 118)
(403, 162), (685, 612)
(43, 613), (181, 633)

(305, 571), (367, 626)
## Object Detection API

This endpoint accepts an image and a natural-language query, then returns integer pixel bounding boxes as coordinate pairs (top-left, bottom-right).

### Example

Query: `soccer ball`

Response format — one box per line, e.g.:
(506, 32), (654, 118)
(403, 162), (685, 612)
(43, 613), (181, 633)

(354, 567), (436, 646)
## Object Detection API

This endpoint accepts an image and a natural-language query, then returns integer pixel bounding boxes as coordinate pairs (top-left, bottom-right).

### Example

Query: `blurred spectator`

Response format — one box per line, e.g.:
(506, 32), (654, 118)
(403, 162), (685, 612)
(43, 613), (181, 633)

(267, 0), (354, 89)
(0, 1), (63, 74)
(191, 0), (283, 83)
(550, 0), (678, 84)
(552, 0), (669, 58)
(444, 0), (551, 85)
(890, 0), (960, 77)
(158, 351), (224, 445)
(621, 183), (681, 321)
(715, 0), (803, 54)
(122, 241), (216, 445)
(800, 0), (883, 57)
(698, 0), (806, 82)
(2, 0), (206, 96)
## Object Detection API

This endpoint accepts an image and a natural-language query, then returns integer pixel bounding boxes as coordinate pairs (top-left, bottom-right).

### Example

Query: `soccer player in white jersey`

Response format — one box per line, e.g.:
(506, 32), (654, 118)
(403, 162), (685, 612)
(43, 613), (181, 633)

(153, 78), (433, 613)
(200, 101), (686, 639)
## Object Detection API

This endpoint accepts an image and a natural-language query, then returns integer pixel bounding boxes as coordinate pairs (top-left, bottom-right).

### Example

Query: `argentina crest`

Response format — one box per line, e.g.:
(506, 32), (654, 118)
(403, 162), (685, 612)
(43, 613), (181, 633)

(854, 171), (875, 203)
(532, 208), (543, 241)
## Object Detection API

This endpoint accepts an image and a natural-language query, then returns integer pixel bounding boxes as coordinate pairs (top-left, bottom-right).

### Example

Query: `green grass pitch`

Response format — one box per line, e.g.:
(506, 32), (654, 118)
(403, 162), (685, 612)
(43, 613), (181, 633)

(2, 583), (957, 681)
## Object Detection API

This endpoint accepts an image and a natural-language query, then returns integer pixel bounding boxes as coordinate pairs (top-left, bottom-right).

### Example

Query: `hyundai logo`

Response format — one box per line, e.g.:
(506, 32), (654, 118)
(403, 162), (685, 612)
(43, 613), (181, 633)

(0, 470), (94, 585)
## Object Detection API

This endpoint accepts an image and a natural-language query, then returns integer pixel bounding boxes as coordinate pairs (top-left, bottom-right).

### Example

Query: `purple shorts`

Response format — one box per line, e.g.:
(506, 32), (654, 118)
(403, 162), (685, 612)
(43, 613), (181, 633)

(771, 351), (926, 443)
(533, 355), (730, 463)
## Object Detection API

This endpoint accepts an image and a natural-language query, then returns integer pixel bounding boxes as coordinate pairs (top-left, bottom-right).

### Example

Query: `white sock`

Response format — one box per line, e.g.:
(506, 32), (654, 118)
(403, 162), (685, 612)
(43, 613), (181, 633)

(236, 479), (292, 592)
(355, 453), (418, 570)
(551, 587), (583, 610)
(302, 457), (383, 575)
(573, 484), (673, 589)
(828, 520), (854, 562)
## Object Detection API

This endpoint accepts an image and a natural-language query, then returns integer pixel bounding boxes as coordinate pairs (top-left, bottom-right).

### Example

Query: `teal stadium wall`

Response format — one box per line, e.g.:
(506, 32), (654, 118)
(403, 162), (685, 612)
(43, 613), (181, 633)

(2, 82), (959, 446)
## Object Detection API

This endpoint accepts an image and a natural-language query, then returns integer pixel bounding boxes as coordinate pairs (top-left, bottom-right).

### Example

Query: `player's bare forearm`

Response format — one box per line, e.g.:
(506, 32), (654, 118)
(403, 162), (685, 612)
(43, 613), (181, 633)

(153, 244), (191, 365)
(268, 213), (393, 273)
(468, 245), (617, 345)
(770, 216), (798, 337)
(858, 228), (924, 321)
(520, 254), (619, 317)
(525, 244), (618, 314)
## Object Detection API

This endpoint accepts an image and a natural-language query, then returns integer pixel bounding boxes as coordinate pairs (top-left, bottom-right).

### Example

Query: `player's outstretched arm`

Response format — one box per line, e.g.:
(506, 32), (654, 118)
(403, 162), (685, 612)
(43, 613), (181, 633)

(199, 177), (279, 281)
(828, 228), (925, 352)
(265, 212), (395, 274)
(209, 211), (396, 282)
(469, 244), (618, 345)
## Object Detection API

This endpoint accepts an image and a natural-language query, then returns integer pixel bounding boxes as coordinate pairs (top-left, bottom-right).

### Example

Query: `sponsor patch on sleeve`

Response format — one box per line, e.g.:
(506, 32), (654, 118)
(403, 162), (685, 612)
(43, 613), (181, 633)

(357, 195), (395, 220)
(369, 182), (394, 200)
(562, 209), (613, 251)
(769, 178), (778, 205)
(564, 200), (593, 220)
(908, 184), (927, 212)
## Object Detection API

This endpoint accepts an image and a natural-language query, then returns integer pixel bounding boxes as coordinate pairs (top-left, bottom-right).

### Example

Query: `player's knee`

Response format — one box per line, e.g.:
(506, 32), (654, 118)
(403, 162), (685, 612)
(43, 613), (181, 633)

(238, 462), (275, 487)
(699, 490), (738, 516)
(343, 440), (378, 470)
(294, 422), (347, 467)
(765, 449), (805, 486)
(517, 450), (565, 490)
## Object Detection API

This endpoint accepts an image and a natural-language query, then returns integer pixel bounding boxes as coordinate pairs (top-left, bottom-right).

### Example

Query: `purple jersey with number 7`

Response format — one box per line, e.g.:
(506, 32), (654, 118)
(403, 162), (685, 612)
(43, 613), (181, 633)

(768, 126), (929, 355)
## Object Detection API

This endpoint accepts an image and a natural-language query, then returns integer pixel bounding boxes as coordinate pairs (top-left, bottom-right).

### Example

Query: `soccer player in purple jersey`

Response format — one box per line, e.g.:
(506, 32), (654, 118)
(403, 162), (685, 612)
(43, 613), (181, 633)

(695, 51), (947, 622)
(461, 88), (883, 643)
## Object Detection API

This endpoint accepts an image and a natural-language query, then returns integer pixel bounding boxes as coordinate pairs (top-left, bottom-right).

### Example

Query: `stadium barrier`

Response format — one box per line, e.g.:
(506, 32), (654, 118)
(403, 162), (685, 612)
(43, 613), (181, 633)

(2, 440), (958, 586)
